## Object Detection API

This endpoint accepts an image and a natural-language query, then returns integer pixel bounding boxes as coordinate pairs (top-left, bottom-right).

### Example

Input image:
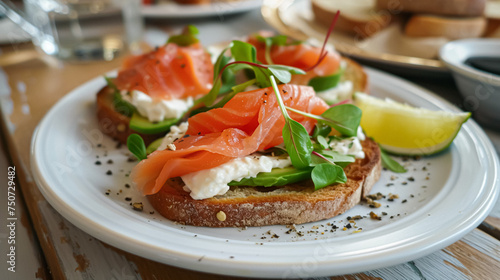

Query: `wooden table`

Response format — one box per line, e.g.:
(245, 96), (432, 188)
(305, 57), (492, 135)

(1, 9), (499, 280)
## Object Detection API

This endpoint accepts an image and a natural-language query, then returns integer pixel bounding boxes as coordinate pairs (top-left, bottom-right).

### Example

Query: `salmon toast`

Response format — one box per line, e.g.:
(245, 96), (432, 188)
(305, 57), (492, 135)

(104, 25), (380, 227)
(96, 26), (214, 145)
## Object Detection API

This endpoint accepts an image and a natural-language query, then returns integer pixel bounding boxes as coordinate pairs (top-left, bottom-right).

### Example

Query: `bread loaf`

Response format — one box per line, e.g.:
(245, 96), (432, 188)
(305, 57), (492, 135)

(405, 15), (487, 39)
(376, 0), (487, 17)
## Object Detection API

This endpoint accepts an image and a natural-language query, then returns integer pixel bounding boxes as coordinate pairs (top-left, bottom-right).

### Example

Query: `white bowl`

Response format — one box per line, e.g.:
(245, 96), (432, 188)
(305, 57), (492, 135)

(439, 39), (500, 130)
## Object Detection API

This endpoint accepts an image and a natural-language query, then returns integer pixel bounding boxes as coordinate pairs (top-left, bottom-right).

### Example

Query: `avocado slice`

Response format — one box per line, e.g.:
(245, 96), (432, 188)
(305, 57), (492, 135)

(129, 112), (180, 134)
(229, 167), (312, 187)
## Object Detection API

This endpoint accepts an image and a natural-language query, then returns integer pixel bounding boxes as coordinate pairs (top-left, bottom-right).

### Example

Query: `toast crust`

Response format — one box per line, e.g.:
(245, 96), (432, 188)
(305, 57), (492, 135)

(147, 138), (381, 227)
(341, 57), (368, 95)
(96, 86), (165, 146)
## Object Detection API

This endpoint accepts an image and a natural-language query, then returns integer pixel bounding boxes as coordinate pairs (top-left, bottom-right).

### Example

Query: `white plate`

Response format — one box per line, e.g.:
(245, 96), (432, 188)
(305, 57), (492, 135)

(142, 0), (262, 18)
(31, 68), (499, 278)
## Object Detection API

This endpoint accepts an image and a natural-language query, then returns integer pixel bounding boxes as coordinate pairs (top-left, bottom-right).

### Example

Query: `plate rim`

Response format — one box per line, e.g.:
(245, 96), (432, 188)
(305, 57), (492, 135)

(30, 67), (500, 278)
(141, 0), (262, 18)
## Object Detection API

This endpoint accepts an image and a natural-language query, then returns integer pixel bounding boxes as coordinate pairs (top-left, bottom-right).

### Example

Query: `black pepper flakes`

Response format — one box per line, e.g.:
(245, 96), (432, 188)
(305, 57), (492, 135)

(125, 197), (132, 201)
(95, 161), (102, 165)
(402, 199), (408, 203)
(106, 170), (113, 175)
(127, 157), (136, 162)
(107, 159), (114, 164)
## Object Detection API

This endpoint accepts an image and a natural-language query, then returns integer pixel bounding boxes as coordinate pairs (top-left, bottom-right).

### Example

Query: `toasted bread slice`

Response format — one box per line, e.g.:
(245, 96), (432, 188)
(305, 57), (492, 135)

(96, 86), (164, 146)
(147, 138), (381, 227)
(404, 15), (487, 39)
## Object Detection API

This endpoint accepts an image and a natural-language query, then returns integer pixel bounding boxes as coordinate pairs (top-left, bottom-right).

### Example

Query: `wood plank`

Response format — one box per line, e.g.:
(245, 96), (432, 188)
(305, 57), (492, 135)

(37, 202), (141, 279)
(0, 47), (123, 280)
(0, 121), (50, 279)
(332, 229), (500, 280)
(479, 185), (500, 238)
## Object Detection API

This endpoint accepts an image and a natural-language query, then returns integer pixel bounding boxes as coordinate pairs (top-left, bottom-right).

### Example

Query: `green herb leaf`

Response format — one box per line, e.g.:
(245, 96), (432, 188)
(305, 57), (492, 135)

(127, 134), (147, 161)
(317, 150), (355, 167)
(312, 123), (332, 138)
(219, 56), (236, 94)
(268, 67), (292, 84)
(268, 65), (305, 84)
(196, 47), (231, 107)
(380, 147), (407, 173)
(285, 104), (362, 137)
(316, 135), (329, 149)
(167, 25), (199, 46)
(311, 164), (346, 190)
(212, 47), (230, 81)
(231, 40), (257, 63)
(283, 119), (313, 169)
(308, 68), (344, 92)
(270, 76), (313, 169)
(320, 104), (362, 137)
(104, 76), (118, 91)
(268, 64), (306, 75)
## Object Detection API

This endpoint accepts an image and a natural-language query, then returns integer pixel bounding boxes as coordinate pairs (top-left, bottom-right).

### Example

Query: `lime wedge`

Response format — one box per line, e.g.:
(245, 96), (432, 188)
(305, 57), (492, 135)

(354, 93), (470, 155)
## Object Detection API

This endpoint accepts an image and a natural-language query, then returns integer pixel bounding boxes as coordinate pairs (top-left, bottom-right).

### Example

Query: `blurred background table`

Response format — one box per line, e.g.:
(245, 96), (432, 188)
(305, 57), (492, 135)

(1, 7), (499, 280)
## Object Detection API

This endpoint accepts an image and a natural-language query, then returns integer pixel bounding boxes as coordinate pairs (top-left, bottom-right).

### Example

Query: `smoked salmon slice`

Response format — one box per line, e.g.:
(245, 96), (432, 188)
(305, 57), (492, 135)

(247, 32), (341, 85)
(131, 84), (329, 195)
(114, 42), (213, 100)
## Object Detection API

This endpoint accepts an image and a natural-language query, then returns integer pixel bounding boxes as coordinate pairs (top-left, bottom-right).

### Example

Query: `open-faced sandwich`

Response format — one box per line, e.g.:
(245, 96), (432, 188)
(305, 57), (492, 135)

(96, 21), (383, 227)
(96, 26), (213, 145)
